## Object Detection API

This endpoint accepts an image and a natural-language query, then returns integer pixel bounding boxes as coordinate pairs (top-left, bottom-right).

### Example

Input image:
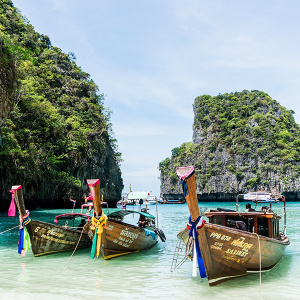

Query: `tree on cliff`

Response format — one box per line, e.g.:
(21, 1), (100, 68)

(160, 90), (300, 198)
(0, 37), (18, 123)
(0, 0), (123, 210)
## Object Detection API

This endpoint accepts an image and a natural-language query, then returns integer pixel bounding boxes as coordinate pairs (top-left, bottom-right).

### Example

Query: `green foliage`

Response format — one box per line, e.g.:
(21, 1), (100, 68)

(0, 1), (122, 198)
(158, 157), (170, 171)
(247, 178), (260, 188)
(159, 89), (300, 193)
(169, 172), (178, 182)
(236, 171), (245, 182)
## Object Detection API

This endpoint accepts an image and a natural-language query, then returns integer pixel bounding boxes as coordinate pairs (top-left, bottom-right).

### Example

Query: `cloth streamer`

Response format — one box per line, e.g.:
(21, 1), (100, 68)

(188, 215), (207, 278)
(18, 217), (31, 256)
(8, 195), (16, 217)
(144, 229), (156, 240)
(90, 213), (107, 258)
(8, 186), (22, 217)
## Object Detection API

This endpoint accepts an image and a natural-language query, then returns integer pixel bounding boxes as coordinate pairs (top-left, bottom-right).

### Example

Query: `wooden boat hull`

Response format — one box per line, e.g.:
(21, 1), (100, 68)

(25, 219), (91, 257)
(179, 223), (290, 285)
(87, 219), (158, 259)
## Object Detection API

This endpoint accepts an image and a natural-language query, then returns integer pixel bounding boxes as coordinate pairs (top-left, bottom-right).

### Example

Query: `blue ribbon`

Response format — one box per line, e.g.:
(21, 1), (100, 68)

(18, 217), (31, 255)
(180, 180), (189, 198)
(18, 227), (24, 254)
(90, 228), (98, 259)
(188, 215), (207, 278)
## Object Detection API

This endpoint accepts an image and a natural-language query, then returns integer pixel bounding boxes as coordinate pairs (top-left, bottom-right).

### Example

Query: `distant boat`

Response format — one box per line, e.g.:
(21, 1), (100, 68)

(10, 185), (91, 257)
(118, 191), (158, 206)
(243, 191), (282, 203)
(174, 166), (290, 286)
(145, 196), (158, 205)
(158, 199), (186, 204)
(85, 179), (166, 259)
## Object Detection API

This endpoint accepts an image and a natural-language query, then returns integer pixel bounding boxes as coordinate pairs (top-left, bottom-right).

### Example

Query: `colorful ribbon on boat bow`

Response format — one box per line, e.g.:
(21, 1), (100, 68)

(188, 215), (207, 278)
(18, 215), (31, 256)
(90, 213), (107, 258)
(8, 186), (22, 217)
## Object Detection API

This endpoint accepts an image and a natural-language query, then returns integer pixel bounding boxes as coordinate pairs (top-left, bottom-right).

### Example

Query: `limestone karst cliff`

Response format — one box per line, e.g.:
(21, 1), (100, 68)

(0, 1), (123, 211)
(160, 90), (300, 201)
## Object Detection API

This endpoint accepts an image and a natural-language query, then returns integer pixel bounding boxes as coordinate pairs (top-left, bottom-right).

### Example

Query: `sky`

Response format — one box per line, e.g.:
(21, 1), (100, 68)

(12, 0), (300, 197)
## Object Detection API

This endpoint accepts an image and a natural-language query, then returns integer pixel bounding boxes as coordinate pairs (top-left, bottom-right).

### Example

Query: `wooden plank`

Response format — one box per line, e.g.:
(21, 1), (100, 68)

(87, 179), (102, 217)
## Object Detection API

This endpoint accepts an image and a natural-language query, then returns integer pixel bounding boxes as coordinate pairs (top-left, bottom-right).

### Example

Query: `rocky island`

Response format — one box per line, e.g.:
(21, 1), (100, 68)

(160, 90), (300, 201)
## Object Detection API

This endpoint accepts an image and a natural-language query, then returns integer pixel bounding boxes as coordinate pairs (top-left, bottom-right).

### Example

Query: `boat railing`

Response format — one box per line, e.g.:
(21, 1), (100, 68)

(236, 192), (287, 237)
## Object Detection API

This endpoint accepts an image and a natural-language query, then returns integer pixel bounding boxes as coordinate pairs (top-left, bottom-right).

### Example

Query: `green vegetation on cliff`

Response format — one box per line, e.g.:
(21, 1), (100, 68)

(160, 90), (300, 195)
(0, 1), (123, 208)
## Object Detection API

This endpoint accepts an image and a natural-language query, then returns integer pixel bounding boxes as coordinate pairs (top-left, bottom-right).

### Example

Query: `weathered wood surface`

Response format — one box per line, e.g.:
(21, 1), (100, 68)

(102, 219), (158, 259)
(176, 166), (290, 285)
(13, 185), (91, 257)
(12, 185), (26, 218)
(89, 178), (158, 259)
(25, 220), (91, 256)
(176, 167), (200, 222)
(86, 219), (158, 259)
(179, 223), (289, 285)
(87, 179), (102, 217)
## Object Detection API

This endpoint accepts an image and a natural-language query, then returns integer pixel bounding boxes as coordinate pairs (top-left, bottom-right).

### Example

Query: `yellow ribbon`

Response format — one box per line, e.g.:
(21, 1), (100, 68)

(91, 213), (107, 257)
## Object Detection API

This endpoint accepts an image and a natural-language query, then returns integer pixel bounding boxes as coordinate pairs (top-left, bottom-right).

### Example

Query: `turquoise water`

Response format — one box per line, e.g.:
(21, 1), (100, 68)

(0, 202), (299, 300)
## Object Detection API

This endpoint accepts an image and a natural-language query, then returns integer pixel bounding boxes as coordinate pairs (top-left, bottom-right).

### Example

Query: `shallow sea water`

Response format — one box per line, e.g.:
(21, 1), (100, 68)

(0, 201), (299, 300)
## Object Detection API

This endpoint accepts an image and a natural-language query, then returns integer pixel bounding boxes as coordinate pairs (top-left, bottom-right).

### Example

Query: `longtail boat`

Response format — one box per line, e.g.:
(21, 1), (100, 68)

(86, 179), (166, 259)
(9, 185), (91, 257)
(175, 166), (290, 286)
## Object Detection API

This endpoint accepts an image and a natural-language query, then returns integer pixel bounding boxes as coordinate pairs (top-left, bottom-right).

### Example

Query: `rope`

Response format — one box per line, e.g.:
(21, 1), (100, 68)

(61, 228), (85, 268)
(257, 234), (261, 292)
(255, 235), (269, 300)
(254, 233), (265, 299)
(0, 225), (19, 235)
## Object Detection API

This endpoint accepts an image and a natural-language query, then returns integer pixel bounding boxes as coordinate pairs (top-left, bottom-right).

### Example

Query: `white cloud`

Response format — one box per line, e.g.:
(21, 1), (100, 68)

(13, 0), (300, 196)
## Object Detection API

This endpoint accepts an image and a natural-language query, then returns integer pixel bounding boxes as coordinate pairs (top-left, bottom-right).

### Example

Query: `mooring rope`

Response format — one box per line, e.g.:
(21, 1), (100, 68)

(254, 233), (265, 299)
(0, 225), (19, 235)
(61, 228), (85, 268)
(257, 234), (261, 292)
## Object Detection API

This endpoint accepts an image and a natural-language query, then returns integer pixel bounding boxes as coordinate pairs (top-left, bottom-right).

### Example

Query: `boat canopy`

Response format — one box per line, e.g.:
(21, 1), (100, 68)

(107, 209), (155, 220)
(54, 213), (90, 223)
(127, 192), (150, 200)
(243, 192), (281, 203)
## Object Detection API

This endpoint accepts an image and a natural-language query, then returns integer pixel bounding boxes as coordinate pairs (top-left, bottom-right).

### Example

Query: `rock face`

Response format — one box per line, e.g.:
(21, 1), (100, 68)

(0, 1), (123, 211)
(160, 90), (300, 201)
(4, 137), (124, 210)
(0, 39), (17, 121)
